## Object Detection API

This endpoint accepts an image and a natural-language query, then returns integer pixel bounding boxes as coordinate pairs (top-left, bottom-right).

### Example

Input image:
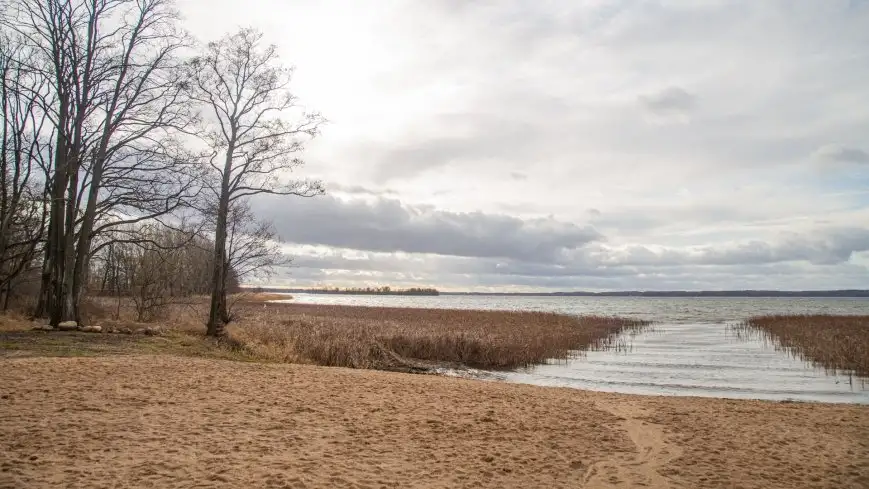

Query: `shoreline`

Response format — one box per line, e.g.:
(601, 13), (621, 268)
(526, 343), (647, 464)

(439, 368), (869, 406)
(2, 354), (868, 488)
(4, 303), (867, 406)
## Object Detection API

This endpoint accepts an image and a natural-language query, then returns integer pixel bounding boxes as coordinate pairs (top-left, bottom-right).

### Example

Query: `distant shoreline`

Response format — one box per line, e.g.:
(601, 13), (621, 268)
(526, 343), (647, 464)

(247, 288), (869, 298)
(442, 290), (869, 298)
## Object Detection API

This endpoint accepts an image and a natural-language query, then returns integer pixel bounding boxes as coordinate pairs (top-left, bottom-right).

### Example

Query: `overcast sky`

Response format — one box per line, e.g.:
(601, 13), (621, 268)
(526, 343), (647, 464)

(179, 0), (869, 291)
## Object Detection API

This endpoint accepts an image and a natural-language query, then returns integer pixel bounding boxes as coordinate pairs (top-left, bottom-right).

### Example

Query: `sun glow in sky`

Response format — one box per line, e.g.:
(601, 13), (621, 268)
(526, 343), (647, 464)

(178, 0), (869, 291)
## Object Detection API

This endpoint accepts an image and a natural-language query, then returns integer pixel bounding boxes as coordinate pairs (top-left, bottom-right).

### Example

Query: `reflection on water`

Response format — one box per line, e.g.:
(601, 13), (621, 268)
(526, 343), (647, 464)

(285, 294), (869, 403)
(492, 323), (868, 404)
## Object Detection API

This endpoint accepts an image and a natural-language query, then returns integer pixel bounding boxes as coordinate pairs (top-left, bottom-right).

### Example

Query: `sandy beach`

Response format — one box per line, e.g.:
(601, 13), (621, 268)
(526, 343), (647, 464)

(1, 355), (867, 489)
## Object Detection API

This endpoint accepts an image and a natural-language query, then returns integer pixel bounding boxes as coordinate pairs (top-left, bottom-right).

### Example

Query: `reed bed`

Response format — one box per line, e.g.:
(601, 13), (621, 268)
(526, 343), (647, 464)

(8, 297), (649, 371)
(229, 303), (650, 370)
(737, 315), (869, 378)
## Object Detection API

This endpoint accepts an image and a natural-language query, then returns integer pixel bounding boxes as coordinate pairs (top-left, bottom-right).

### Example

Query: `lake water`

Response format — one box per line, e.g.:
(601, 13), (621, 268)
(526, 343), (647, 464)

(285, 294), (869, 404)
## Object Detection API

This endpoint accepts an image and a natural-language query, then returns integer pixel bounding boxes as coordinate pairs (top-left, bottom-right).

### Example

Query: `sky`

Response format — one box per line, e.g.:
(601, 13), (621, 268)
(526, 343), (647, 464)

(178, 0), (869, 292)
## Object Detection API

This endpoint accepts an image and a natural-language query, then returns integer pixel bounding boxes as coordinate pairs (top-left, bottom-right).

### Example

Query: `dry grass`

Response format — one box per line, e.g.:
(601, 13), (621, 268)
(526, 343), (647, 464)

(232, 292), (293, 303)
(0, 311), (34, 332)
(736, 315), (869, 377)
(1, 297), (249, 362)
(228, 303), (649, 370)
(2, 297), (648, 371)
(0, 329), (253, 362)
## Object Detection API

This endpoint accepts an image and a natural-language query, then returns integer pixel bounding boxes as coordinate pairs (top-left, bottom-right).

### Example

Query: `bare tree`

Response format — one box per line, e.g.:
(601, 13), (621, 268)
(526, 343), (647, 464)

(226, 201), (287, 282)
(0, 35), (52, 309)
(3, 0), (197, 325)
(89, 223), (243, 321)
(219, 200), (286, 319)
(187, 28), (324, 336)
(91, 223), (215, 295)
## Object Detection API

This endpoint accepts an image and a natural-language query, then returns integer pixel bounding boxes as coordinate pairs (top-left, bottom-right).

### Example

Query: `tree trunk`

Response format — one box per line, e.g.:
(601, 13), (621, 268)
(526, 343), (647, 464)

(71, 150), (104, 325)
(34, 220), (53, 318)
(47, 131), (69, 326)
(2, 281), (10, 311)
(206, 142), (235, 337)
(206, 201), (229, 336)
(59, 163), (79, 323)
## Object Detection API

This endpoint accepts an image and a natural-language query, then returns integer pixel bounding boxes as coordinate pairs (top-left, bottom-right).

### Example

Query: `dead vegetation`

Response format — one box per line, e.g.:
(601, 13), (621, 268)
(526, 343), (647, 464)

(1, 297), (648, 371)
(226, 303), (649, 370)
(736, 315), (869, 377)
(232, 292), (293, 303)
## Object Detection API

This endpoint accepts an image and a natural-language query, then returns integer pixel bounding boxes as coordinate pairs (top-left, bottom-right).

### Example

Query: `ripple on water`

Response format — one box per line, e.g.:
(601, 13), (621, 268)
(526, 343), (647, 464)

(287, 294), (869, 402)
(498, 323), (869, 404)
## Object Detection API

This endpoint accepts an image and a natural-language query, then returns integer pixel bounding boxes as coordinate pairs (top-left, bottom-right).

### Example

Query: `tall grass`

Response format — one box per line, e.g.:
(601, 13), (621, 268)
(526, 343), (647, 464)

(16, 297), (649, 371)
(229, 304), (650, 370)
(736, 315), (869, 377)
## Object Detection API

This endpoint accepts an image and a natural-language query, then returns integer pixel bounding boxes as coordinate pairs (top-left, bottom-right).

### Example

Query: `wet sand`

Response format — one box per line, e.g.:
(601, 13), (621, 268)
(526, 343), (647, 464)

(1, 355), (868, 488)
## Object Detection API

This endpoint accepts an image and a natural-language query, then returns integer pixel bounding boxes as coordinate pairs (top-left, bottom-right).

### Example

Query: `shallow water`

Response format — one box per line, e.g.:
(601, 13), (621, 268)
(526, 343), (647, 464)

(283, 294), (869, 403)
(496, 322), (868, 404)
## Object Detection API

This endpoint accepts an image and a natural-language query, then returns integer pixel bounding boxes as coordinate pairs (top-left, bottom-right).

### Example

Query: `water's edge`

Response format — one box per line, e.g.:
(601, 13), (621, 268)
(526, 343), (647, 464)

(279, 295), (869, 404)
(486, 322), (866, 404)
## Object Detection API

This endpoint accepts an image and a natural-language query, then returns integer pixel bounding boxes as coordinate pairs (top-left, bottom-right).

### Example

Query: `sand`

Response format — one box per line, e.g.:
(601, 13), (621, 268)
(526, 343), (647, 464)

(1, 356), (868, 489)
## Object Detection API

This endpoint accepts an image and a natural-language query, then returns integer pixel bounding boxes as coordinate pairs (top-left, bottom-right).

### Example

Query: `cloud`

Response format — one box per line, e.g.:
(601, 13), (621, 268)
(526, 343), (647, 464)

(596, 227), (869, 267)
(639, 86), (696, 116)
(368, 112), (552, 182)
(178, 0), (869, 290)
(812, 144), (869, 164)
(257, 190), (869, 290)
(252, 194), (602, 263)
(273, 234), (869, 291)
(328, 183), (398, 197)
(638, 86), (697, 124)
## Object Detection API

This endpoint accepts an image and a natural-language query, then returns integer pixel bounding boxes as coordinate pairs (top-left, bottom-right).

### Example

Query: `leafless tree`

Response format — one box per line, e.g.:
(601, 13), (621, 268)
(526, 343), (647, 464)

(187, 28), (324, 336)
(226, 201), (287, 282)
(90, 223), (240, 321)
(218, 200), (286, 319)
(3, 0), (198, 325)
(0, 35), (52, 309)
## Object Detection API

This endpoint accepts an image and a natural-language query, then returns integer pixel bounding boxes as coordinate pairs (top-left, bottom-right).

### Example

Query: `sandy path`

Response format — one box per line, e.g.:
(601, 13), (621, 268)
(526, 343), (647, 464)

(583, 398), (682, 488)
(1, 356), (868, 489)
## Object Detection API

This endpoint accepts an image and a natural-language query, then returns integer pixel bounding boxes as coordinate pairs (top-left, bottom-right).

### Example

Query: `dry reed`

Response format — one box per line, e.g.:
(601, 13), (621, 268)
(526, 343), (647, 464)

(229, 303), (649, 370)
(737, 315), (869, 378)
(7, 297), (649, 371)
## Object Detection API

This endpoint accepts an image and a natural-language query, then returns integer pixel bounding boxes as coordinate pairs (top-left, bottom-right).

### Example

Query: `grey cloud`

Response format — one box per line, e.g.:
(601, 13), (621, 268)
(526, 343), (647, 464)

(288, 251), (630, 279)
(182, 0), (869, 291)
(370, 136), (468, 182)
(587, 204), (810, 238)
(252, 194), (602, 263)
(495, 201), (546, 214)
(812, 145), (869, 164)
(277, 224), (869, 291)
(273, 253), (869, 292)
(328, 183), (399, 196)
(639, 86), (695, 116)
(599, 228), (869, 267)
(369, 113), (550, 182)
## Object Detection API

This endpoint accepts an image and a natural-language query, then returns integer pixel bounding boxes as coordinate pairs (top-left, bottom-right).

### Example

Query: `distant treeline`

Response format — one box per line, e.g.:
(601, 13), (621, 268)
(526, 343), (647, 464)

(245, 288), (867, 298)
(249, 286), (440, 296)
(442, 290), (869, 298)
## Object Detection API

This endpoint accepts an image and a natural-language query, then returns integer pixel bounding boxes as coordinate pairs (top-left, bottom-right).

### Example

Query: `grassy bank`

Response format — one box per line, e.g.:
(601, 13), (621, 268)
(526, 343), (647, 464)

(737, 315), (869, 377)
(1, 300), (648, 371)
